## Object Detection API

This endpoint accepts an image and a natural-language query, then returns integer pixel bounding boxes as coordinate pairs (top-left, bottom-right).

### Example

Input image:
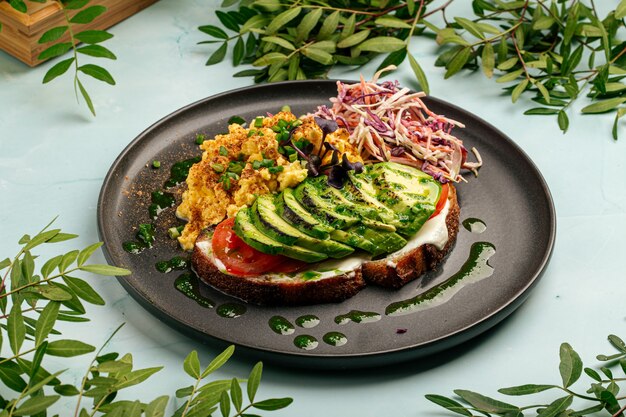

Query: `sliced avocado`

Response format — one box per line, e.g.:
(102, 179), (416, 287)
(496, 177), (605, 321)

(277, 188), (332, 239)
(344, 172), (400, 226)
(251, 195), (354, 258)
(329, 229), (378, 254)
(233, 208), (327, 263)
(366, 162), (440, 235)
(347, 224), (407, 256)
(294, 182), (360, 230)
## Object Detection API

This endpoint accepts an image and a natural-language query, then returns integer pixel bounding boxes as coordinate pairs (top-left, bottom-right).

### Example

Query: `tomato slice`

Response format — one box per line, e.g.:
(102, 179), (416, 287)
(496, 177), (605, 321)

(212, 218), (306, 276)
(430, 183), (449, 219)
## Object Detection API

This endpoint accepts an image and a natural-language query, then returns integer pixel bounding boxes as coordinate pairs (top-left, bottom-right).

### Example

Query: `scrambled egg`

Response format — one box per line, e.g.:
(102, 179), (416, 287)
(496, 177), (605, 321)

(176, 111), (362, 250)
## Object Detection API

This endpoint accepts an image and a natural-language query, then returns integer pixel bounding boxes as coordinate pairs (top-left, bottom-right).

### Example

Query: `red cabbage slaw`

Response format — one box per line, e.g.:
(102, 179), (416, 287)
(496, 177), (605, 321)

(313, 66), (482, 183)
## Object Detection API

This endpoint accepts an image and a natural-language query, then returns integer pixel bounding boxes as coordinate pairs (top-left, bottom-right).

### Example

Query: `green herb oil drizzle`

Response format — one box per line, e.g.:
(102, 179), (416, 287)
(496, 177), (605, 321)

(293, 335), (318, 350)
(175, 273), (214, 309)
(386, 242), (496, 316)
(269, 316), (295, 335)
(295, 315), (320, 328)
(155, 256), (188, 273)
(323, 332), (347, 347)
(216, 303), (247, 318)
(334, 310), (381, 325)
(462, 218), (487, 234)
(165, 157), (202, 188)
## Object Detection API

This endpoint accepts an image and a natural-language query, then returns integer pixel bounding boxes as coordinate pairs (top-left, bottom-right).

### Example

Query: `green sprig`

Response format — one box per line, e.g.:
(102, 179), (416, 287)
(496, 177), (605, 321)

(427, 334), (626, 417)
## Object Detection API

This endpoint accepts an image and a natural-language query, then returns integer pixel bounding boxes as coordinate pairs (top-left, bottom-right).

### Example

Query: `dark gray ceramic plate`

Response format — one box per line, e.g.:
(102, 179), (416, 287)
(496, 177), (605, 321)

(97, 80), (555, 369)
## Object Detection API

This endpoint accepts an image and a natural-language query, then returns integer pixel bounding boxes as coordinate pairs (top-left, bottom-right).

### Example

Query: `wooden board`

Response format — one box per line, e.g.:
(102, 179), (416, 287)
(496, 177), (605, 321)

(0, 0), (158, 66)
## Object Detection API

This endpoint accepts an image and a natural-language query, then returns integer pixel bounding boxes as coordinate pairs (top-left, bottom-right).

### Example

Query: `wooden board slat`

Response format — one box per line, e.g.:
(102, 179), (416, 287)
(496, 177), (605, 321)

(0, 0), (159, 66)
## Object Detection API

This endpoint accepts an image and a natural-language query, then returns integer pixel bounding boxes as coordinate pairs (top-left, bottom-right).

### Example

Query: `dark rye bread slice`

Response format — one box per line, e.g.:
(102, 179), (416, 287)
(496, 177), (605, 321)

(192, 234), (365, 306)
(362, 185), (460, 289)
(191, 186), (459, 305)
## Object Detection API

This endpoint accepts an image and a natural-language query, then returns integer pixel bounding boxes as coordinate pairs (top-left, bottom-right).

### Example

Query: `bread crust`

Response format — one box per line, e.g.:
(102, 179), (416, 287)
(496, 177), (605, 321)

(191, 186), (460, 305)
(361, 186), (460, 288)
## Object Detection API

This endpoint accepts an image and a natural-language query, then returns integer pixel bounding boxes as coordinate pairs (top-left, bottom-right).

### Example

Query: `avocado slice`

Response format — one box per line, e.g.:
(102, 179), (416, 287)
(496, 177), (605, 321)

(277, 188), (332, 239)
(251, 195), (354, 259)
(233, 208), (328, 263)
(294, 182), (360, 229)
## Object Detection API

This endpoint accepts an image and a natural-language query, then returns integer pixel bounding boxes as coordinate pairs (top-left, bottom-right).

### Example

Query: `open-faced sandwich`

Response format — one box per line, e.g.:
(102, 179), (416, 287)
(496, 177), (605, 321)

(179, 68), (481, 306)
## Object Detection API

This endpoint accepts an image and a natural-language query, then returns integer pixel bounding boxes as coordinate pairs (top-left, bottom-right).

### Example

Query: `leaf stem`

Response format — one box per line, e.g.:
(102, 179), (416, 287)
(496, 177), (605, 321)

(0, 347), (37, 366)
(58, 1), (81, 103)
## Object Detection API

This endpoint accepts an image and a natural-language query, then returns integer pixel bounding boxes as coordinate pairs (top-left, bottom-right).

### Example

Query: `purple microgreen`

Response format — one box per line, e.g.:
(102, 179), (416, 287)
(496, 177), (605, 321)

(307, 155), (321, 177)
(341, 154), (364, 174)
(327, 165), (348, 189)
(391, 146), (406, 157)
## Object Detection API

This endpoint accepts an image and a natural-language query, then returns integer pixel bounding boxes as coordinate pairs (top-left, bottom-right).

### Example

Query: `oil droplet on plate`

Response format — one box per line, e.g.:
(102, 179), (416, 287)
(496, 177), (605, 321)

(216, 302), (246, 318)
(269, 316), (295, 335)
(323, 332), (347, 347)
(296, 315), (320, 328)
(175, 273), (214, 308)
(335, 310), (381, 325)
(462, 218), (486, 234)
(386, 242), (496, 316)
(294, 335), (318, 350)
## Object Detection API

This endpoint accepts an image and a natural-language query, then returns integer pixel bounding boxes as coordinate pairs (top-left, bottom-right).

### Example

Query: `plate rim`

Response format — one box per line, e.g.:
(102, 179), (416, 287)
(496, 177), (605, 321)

(97, 79), (557, 367)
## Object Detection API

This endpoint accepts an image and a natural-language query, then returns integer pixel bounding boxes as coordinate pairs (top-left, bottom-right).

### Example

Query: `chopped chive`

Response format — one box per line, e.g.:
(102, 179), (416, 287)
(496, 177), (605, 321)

(228, 115), (246, 125)
(212, 163), (225, 173)
(254, 117), (264, 128)
(277, 119), (288, 128)
(258, 131), (264, 136)
(152, 160), (161, 169)
(268, 166), (284, 174)
(195, 134), (206, 145)
(168, 226), (182, 239)
(247, 130), (256, 137)
(252, 160), (261, 170)
(281, 105), (291, 113)
(228, 161), (244, 174)
(271, 125), (281, 132)
(289, 153), (298, 162)
(219, 145), (228, 156)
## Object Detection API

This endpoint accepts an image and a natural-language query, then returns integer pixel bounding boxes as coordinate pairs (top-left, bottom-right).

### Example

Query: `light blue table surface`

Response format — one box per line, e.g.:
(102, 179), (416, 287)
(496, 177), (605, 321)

(1, 1), (625, 415)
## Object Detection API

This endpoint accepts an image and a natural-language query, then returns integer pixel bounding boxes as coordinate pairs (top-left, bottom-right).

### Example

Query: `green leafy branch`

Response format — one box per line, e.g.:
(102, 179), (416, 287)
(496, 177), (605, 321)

(427, 335), (626, 417)
(0, 219), (292, 416)
(203, 0), (626, 139)
(5, 0), (117, 116)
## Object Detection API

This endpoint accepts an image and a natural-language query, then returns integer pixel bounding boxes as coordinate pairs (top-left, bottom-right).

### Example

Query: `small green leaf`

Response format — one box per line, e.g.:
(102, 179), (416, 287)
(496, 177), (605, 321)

(340, 13), (356, 39)
(77, 78), (95, 116)
(8, 302), (25, 355)
(358, 36), (406, 53)
(445, 47), (471, 78)
(64, 0), (90, 10)
(29, 340), (47, 378)
(145, 395), (169, 417)
(79, 264), (131, 276)
(0, 362), (27, 392)
(220, 391), (231, 417)
(54, 383), (81, 396)
(12, 395), (60, 416)
(199, 25), (229, 39)
(252, 52), (287, 66)
(613, 108), (626, 140)
(74, 30), (113, 44)
(23, 369), (64, 397)
(317, 10), (339, 40)
(511, 79), (529, 103)
(408, 53), (429, 94)
(115, 367), (162, 389)
(261, 36), (295, 51)
(617, 0), (626, 19)
(77, 242), (102, 267)
(296, 8), (322, 42)
(47, 339), (95, 357)
(537, 395), (573, 417)
(183, 350), (201, 378)
(496, 68), (524, 83)
(535, 81), (550, 104)
(584, 367), (602, 382)
(454, 17), (484, 39)
(337, 30), (371, 49)
(559, 342), (582, 388)
(252, 398), (293, 411)
(265, 7), (301, 34)
(78, 45), (116, 59)
(481, 42), (494, 78)
(425, 395), (472, 416)
(582, 98), (626, 114)
(206, 42), (228, 66)
(498, 384), (556, 395)
(302, 47), (333, 65)
(47, 232), (78, 243)
(497, 56), (518, 70)
(78, 64), (115, 85)
(231, 378), (243, 411)
(70, 5), (107, 24)
(38, 42), (73, 61)
(558, 110), (569, 133)
(35, 301), (60, 345)
(453, 390), (520, 414)
(39, 26), (68, 44)
(233, 36), (245, 66)
(62, 275), (105, 305)
(201, 345), (235, 378)
(375, 16), (411, 29)
(247, 362), (262, 402)
(216, 10), (240, 32)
